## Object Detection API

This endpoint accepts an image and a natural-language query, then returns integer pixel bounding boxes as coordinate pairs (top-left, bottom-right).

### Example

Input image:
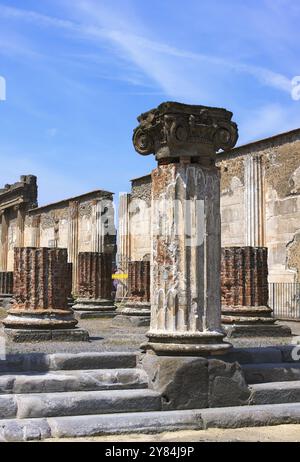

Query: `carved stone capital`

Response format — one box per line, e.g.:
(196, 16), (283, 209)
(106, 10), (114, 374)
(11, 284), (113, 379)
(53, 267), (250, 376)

(133, 101), (238, 163)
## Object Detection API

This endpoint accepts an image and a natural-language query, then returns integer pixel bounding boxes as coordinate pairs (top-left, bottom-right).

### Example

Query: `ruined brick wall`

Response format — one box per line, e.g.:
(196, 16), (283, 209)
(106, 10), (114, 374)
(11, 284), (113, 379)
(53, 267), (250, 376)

(0, 271), (13, 294)
(221, 247), (269, 307)
(13, 247), (68, 310)
(217, 129), (300, 282)
(128, 261), (150, 302)
(77, 252), (112, 300)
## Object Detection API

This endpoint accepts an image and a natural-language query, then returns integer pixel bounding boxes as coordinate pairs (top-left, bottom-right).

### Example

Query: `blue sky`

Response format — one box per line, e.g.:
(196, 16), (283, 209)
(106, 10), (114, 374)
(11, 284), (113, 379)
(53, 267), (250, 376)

(0, 0), (299, 205)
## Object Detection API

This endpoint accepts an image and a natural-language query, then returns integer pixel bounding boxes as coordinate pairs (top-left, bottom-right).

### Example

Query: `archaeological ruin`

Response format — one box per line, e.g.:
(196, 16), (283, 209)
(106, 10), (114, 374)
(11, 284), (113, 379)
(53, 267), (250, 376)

(0, 102), (300, 441)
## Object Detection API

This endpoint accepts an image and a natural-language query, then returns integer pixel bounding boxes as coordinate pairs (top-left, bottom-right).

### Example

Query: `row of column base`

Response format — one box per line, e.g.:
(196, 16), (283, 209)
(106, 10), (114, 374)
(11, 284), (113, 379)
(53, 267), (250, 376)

(1, 300), (292, 345)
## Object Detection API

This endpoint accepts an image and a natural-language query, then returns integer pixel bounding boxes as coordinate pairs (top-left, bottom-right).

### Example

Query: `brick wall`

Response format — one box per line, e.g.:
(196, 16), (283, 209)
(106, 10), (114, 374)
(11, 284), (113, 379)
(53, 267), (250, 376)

(221, 247), (268, 306)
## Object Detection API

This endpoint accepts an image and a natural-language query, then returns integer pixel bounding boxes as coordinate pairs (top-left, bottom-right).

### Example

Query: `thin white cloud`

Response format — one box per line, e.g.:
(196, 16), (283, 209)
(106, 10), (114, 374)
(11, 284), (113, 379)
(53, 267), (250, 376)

(0, 2), (293, 98)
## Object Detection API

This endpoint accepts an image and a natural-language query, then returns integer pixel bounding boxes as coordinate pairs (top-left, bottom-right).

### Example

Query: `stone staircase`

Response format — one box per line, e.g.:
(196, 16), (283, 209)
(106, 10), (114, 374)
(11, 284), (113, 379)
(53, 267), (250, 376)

(1, 347), (300, 441)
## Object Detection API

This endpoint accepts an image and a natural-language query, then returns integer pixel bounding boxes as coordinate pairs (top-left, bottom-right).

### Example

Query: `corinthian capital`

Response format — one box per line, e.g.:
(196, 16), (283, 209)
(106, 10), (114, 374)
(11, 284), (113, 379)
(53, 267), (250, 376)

(133, 101), (238, 163)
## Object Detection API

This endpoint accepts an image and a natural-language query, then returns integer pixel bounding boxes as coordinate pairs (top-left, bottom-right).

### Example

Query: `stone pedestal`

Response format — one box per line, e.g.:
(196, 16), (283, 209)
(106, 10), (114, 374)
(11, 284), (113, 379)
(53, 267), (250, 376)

(113, 261), (151, 326)
(3, 248), (88, 342)
(221, 247), (291, 337)
(72, 252), (116, 319)
(133, 101), (238, 355)
(0, 271), (13, 309)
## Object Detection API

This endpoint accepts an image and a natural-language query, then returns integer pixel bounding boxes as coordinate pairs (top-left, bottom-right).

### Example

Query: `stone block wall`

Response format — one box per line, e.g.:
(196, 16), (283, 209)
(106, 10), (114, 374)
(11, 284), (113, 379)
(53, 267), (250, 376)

(221, 247), (268, 307)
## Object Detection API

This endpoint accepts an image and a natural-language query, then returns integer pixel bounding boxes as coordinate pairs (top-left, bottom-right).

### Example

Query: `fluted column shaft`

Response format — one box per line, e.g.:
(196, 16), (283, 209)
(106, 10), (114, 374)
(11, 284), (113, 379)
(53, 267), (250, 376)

(128, 261), (150, 302)
(31, 215), (41, 247)
(67, 201), (79, 294)
(0, 271), (13, 295)
(245, 156), (265, 247)
(77, 252), (112, 300)
(116, 193), (131, 300)
(3, 247), (77, 329)
(221, 247), (268, 307)
(132, 101), (238, 354)
(0, 210), (8, 271)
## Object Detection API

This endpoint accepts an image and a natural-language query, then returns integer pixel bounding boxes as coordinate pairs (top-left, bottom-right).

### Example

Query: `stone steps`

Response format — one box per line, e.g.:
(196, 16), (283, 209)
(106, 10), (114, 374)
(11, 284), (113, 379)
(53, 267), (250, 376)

(0, 368), (149, 394)
(0, 388), (161, 420)
(0, 352), (137, 373)
(249, 381), (300, 405)
(3, 402), (300, 441)
(243, 363), (300, 384)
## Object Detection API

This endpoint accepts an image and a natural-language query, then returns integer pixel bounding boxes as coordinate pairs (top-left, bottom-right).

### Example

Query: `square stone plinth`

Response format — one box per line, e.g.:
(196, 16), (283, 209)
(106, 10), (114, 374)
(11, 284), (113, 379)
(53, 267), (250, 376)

(223, 324), (292, 338)
(4, 328), (90, 343)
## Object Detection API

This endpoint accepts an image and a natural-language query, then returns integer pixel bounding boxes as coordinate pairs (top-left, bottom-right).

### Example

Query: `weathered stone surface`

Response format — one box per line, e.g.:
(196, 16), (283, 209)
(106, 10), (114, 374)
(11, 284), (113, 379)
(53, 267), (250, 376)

(0, 418), (51, 442)
(208, 359), (250, 407)
(133, 101), (238, 162)
(249, 381), (300, 405)
(13, 389), (161, 419)
(221, 246), (291, 337)
(73, 252), (115, 317)
(221, 247), (269, 307)
(0, 395), (17, 418)
(140, 353), (250, 410)
(243, 363), (300, 384)
(140, 354), (209, 410)
(0, 352), (137, 373)
(133, 102), (238, 355)
(0, 368), (148, 394)
(2, 248), (87, 341)
(3, 247), (78, 330)
(224, 323), (292, 338)
(4, 328), (89, 343)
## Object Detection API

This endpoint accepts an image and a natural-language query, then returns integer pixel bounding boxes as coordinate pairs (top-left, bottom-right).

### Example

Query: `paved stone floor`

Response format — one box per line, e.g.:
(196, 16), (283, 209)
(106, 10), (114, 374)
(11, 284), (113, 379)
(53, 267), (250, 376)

(46, 424), (300, 442)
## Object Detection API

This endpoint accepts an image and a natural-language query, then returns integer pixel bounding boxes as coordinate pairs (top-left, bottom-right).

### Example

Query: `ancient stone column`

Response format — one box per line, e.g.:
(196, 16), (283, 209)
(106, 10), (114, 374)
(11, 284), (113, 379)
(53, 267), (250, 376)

(67, 201), (79, 294)
(245, 155), (265, 247)
(15, 205), (25, 248)
(0, 271), (13, 309)
(113, 260), (151, 326)
(31, 215), (41, 247)
(116, 193), (131, 301)
(133, 102), (238, 355)
(3, 247), (89, 342)
(221, 246), (291, 337)
(91, 200), (105, 253)
(72, 252), (116, 318)
(0, 210), (8, 271)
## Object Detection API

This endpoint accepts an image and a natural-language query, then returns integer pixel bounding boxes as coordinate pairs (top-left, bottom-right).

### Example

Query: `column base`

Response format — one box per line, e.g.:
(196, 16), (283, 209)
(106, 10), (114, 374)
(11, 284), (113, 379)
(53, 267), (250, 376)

(72, 299), (116, 319)
(223, 324), (292, 338)
(112, 302), (151, 327)
(2, 309), (78, 329)
(142, 331), (232, 356)
(221, 305), (292, 337)
(4, 327), (89, 342)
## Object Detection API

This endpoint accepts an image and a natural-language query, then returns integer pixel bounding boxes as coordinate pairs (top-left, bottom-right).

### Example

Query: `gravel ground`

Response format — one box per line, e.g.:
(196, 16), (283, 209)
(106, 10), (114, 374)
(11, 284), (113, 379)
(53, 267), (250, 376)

(46, 424), (300, 442)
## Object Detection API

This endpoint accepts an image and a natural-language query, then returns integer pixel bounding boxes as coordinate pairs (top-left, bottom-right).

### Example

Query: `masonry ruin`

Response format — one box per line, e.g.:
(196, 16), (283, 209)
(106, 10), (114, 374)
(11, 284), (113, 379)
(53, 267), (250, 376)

(0, 101), (300, 441)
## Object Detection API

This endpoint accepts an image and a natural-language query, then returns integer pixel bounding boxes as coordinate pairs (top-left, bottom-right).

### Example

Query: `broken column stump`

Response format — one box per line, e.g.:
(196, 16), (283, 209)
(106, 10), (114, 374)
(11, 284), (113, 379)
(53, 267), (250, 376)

(3, 247), (89, 342)
(72, 252), (116, 319)
(221, 246), (291, 337)
(113, 260), (151, 326)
